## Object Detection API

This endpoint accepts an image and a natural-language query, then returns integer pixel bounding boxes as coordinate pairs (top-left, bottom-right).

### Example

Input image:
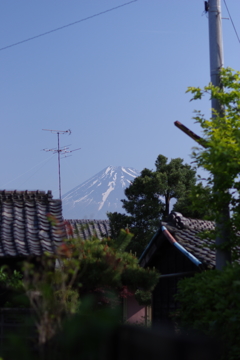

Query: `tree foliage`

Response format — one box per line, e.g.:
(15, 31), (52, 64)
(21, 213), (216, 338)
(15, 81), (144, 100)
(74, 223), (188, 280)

(154, 154), (197, 217)
(61, 230), (159, 304)
(0, 266), (26, 308)
(187, 67), (240, 253)
(173, 182), (213, 219)
(21, 228), (159, 347)
(174, 68), (240, 360)
(175, 265), (240, 360)
(108, 154), (204, 256)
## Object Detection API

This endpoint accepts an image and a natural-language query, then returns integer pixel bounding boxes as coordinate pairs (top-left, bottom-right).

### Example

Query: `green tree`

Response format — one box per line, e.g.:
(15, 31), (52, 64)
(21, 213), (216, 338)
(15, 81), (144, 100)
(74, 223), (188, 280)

(175, 264), (240, 360)
(173, 182), (213, 219)
(0, 222), (159, 359)
(22, 228), (159, 347)
(187, 67), (240, 254)
(174, 68), (240, 360)
(108, 154), (201, 256)
(154, 154), (197, 217)
(66, 230), (159, 304)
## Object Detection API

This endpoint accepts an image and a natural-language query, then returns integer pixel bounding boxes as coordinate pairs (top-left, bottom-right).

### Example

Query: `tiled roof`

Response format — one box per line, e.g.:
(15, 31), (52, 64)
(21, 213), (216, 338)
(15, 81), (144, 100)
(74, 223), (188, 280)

(168, 211), (215, 232)
(166, 211), (215, 268)
(0, 190), (65, 257)
(66, 219), (110, 240)
(140, 212), (216, 269)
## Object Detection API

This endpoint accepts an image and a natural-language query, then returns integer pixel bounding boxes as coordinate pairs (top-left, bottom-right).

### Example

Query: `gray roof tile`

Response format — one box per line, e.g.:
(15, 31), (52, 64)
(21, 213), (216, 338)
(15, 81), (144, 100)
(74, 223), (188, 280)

(0, 190), (65, 257)
(164, 212), (216, 268)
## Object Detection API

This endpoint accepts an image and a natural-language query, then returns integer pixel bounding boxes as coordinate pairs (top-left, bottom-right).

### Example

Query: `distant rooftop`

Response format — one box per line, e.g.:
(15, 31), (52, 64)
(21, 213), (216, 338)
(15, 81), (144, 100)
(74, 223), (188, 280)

(66, 219), (110, 240)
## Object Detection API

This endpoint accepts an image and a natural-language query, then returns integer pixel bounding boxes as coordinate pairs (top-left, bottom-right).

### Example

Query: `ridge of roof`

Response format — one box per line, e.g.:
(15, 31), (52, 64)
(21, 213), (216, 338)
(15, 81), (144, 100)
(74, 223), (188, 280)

(0, 190), (53, 201)
(167, 212), (215, 232)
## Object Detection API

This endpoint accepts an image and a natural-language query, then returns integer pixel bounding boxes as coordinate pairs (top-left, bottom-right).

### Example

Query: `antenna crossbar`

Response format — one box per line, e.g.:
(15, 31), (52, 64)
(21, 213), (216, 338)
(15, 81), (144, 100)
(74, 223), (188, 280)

(42, 129), (80, 199)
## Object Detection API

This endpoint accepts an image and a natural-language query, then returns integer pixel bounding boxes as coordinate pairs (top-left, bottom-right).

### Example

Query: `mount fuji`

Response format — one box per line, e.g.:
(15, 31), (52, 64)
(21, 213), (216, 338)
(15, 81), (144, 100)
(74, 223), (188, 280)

(62, 166), (140, 220)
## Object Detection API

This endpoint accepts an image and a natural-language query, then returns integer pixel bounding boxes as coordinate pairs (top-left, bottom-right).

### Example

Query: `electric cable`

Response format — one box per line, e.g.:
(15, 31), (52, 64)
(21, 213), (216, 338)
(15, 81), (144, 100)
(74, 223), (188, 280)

(0, 154), (55, 187)
(18, 154), (56, 187)
(223, 0), (240, 44)
(0, 0), (138, 52)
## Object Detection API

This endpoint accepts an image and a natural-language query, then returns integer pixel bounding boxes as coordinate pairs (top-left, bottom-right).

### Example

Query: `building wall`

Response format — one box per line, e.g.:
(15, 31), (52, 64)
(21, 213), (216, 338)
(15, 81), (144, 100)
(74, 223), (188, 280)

(149, 242), (197, 326)
(123, 296), (151, 326)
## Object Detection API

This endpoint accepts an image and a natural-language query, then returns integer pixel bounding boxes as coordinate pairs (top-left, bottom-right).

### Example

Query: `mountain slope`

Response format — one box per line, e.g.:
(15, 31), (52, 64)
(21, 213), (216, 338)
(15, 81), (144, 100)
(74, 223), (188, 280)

(62, 166), (140, 219)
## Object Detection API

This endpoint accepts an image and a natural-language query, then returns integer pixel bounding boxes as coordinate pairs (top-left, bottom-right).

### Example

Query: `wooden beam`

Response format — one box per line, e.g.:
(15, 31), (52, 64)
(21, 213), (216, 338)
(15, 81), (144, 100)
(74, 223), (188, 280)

(174, 121), (207, 148)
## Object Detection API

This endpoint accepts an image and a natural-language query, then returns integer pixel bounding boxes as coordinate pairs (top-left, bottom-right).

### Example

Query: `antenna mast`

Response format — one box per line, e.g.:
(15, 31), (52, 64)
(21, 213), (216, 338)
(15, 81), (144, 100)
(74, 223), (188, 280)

(42, 129), (81, 200)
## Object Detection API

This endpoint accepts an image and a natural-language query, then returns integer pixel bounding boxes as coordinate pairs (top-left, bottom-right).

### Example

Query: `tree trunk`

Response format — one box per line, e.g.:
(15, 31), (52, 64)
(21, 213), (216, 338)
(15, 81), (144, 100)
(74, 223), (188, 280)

(164, 192), (170, 218)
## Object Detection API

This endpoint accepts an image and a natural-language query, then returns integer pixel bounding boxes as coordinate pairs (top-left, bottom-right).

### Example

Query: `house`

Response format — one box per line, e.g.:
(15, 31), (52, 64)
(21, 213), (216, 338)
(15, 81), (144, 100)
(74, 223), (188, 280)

(139, 211), (216, 326)
(0, 190), (66, 344)
(0, 190), (65, 266)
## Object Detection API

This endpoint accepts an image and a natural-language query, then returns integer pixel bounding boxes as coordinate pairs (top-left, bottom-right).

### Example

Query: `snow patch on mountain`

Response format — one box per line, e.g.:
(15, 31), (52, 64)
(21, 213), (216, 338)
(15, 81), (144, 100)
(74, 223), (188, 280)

(122, 167), (136, 177)
(98, 181), (115, 210)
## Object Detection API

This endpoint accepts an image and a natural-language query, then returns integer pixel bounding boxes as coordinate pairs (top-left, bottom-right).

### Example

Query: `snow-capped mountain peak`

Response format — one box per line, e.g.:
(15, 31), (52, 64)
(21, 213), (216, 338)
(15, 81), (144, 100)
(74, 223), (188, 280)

(62, 166), (140, 220)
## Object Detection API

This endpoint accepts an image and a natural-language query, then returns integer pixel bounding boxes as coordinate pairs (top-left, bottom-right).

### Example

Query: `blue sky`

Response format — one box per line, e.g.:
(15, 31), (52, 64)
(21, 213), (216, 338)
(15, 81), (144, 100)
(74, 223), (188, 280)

(0, 0), (239, 198)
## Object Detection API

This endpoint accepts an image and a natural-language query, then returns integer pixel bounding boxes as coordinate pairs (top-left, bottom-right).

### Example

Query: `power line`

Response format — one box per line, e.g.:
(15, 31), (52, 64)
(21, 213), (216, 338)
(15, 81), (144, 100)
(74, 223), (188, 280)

(223, 0), (240, 44)
(18, 154), (55, 187)
(0, 154), (55, 188)
(0, 0), (138, 52)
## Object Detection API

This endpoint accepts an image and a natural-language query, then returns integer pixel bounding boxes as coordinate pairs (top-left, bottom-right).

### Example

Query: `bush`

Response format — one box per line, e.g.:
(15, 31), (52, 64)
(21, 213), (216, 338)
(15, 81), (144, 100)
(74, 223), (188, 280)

(174, 264), (240, 360)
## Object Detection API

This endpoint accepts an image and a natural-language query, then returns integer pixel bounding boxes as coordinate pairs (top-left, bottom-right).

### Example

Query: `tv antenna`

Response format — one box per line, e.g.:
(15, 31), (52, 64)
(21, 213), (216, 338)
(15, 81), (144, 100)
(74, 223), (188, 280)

(42, 129), (81, 200)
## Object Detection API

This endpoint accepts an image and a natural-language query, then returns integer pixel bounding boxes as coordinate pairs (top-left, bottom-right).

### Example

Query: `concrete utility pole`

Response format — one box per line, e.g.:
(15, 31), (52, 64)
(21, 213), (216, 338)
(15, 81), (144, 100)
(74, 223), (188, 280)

(207, 0), (231, 269)
(208, 0), (224, 111)
(174, 2), (231, 270)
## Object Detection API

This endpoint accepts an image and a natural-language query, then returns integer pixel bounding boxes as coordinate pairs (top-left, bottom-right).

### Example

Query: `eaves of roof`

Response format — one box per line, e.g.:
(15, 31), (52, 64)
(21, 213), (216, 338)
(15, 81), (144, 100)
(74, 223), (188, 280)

(139, 212), (216, 269)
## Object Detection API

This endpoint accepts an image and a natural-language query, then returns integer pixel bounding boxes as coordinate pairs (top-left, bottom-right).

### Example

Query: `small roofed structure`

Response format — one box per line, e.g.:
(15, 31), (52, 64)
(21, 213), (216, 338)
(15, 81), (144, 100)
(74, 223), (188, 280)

(139, 211), (216, 326)
(0, 190), (65, 258)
